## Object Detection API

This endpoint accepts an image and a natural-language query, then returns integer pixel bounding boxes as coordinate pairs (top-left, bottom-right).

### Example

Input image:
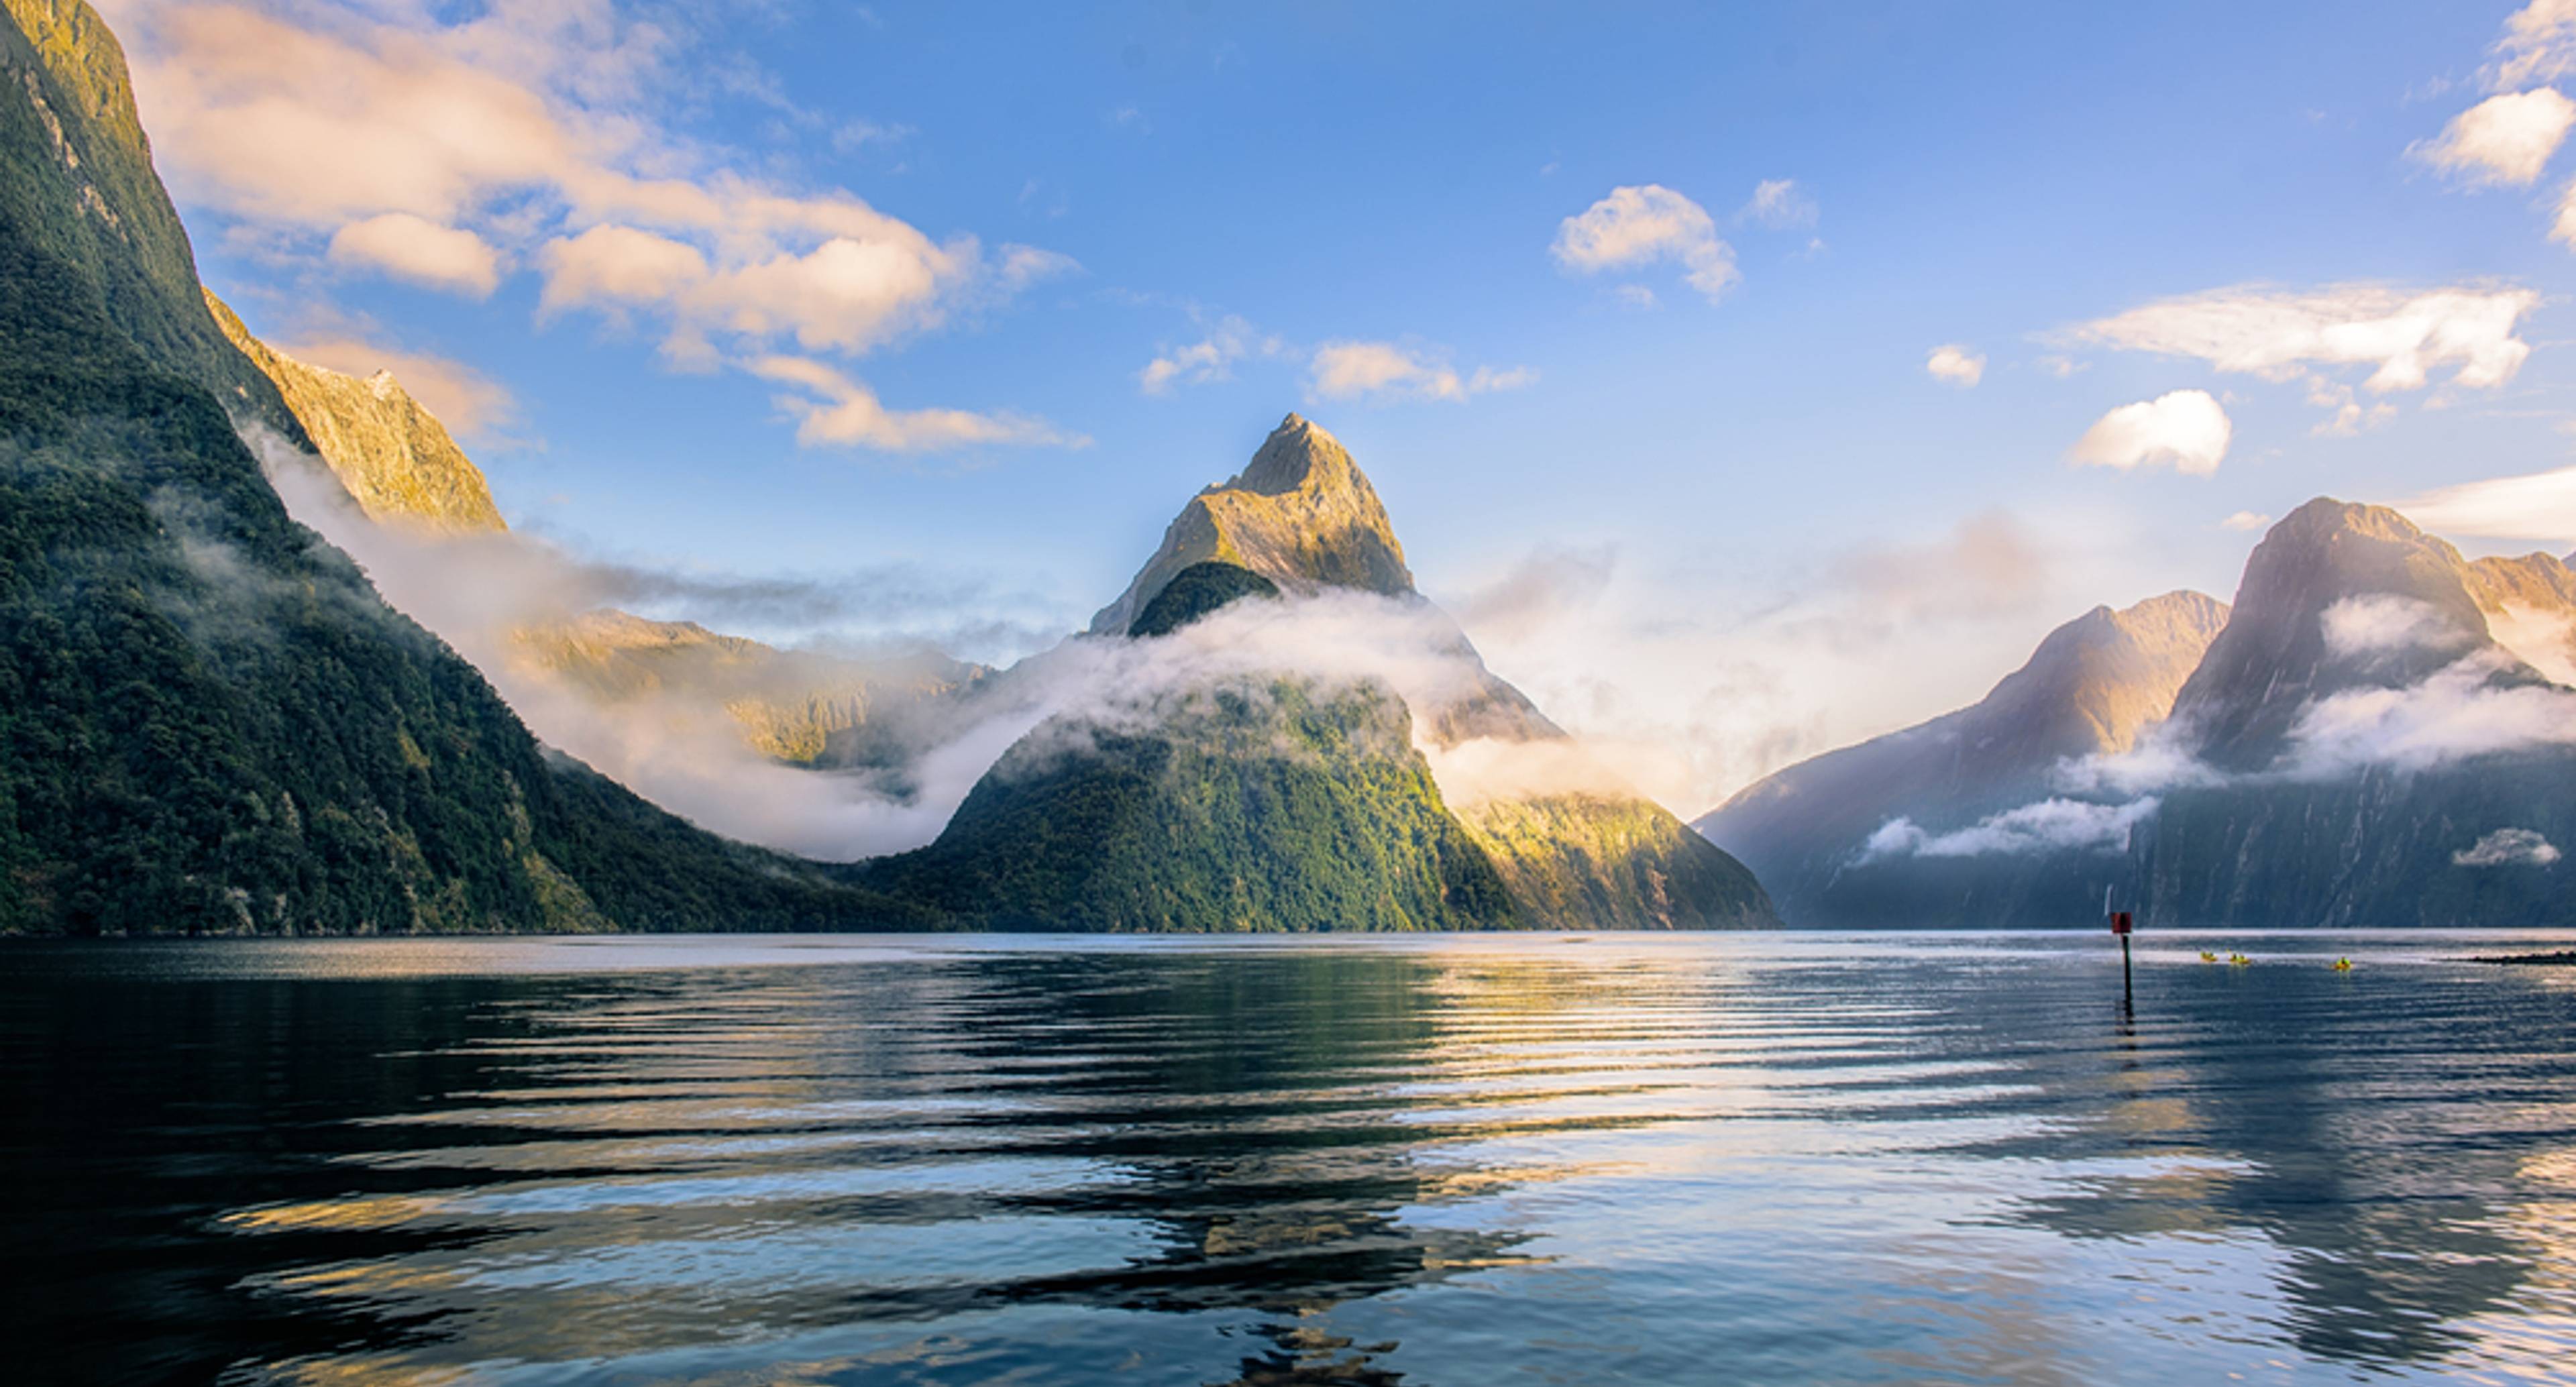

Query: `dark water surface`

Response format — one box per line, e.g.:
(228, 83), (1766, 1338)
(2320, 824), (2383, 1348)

(5, 932), (2575, 1386)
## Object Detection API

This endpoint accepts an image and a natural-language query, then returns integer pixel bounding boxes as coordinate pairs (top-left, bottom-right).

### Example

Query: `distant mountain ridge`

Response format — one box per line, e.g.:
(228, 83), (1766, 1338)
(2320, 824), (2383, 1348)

(1697, 591), (2229, 926)
(1704, 499), (2575, 928)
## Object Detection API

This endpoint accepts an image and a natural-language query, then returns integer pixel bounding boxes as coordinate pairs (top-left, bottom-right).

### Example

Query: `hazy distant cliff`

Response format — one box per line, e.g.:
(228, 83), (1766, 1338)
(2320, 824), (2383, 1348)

(1705, 499), (2576, 928)
(1698, 591), (2229, 926)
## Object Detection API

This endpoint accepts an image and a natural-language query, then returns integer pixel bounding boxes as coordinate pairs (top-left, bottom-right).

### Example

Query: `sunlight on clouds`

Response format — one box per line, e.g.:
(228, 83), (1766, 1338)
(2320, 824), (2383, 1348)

(2068, 390), (2231, 476)
(327, 213), (504, 298)
(1138, 316), (1281, 395)
(2494, 0), (2576, 90)
(749, 356), (1087, 453)
(1306, 341), (1535, 404)
(2398, 464), (2576, 547)
(1551, 184), (1739, 304)
(2220, 510), (2271, 532)
(2416, 89), (2576, 185)
(2068, 283), (2536, 395)
(1925, 344), (1985, 388)
(114, 0), (1071, 443)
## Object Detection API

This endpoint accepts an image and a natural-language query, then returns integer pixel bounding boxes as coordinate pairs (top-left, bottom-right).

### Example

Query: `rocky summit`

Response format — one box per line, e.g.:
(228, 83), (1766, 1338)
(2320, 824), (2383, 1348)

(883, 418), (1776, 931)
(1089, 414), (1415, 635)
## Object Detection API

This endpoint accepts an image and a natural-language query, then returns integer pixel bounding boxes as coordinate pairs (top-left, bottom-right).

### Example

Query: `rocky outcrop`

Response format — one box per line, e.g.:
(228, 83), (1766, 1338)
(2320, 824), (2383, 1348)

(1089, 414), (1413, 635)
(206, 292), (505, 533)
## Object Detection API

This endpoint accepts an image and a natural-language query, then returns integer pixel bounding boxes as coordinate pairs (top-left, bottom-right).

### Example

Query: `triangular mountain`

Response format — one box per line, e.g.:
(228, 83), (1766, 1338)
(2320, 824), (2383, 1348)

(873, 416), (1776, 930)
(0, 0), (927, 932)
(1089, 414), (1413, 635)
(2141, 500), (2574, 926)
(1696, 591), (2228, 926)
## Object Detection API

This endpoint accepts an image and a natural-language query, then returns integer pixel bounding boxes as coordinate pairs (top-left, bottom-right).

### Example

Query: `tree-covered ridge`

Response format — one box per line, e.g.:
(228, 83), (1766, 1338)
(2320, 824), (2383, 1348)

(1128, 561), (1281, 639)
(865, 679), (1517, 932)
(1, 0), (934, 934)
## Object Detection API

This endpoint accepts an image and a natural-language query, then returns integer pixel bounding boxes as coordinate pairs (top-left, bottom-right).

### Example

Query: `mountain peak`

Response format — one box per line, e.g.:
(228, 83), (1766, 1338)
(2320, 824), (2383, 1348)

(1089, 412), (1413, 634)
(2170, 494), (2496, 770)
(206, 291), (506, 535)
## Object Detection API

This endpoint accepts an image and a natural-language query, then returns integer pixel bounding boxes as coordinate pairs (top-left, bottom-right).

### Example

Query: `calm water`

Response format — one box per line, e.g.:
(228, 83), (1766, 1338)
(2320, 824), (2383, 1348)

(5, 932), (2575, 1386)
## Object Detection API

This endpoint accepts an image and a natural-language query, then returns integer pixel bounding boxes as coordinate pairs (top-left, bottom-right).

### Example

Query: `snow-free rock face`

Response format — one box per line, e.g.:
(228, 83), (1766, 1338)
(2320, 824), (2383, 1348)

(900, 415), (1777, 931)
(206, 292), (506, 534)
(1089, 414), (1414, 635)
(1696, 590), (2229, 926)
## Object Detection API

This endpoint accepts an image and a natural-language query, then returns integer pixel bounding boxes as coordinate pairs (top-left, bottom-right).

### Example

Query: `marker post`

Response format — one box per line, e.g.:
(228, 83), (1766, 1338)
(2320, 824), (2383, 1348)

(2109, 910), (2135, 1007)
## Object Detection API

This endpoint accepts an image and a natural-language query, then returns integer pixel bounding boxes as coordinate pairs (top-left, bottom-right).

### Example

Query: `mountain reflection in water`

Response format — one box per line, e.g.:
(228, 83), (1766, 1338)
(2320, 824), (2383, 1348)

(3, 932), (2573, 1385)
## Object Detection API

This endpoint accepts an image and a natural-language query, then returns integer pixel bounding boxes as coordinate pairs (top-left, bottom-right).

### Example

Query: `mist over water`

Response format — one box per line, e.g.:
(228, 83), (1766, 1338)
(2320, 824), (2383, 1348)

(6, 933), (2575, 1385)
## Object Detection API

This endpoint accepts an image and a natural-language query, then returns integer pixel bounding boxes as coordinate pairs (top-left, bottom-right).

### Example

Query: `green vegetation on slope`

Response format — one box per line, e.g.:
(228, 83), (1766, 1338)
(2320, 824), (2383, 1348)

(865, 679), (1518, 931)
(1128, 561), (1280, 639)
(0, 1), (932, 934)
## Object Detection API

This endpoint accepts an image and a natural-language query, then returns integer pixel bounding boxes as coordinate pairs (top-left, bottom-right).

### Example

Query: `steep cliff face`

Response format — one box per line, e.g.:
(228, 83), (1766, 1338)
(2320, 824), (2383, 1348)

(0, 0), (928, 934)
(892, 421), (1775, 930)
(1696, 591), (2229, 926)
(1089, 414), (1414, 635)
(205, 293), (506, 533)
(2140, 500), (2574, 926)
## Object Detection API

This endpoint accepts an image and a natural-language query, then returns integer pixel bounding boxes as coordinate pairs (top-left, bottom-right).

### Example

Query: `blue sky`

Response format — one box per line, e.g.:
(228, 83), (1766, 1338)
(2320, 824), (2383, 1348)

(105, 0), (2576, 810)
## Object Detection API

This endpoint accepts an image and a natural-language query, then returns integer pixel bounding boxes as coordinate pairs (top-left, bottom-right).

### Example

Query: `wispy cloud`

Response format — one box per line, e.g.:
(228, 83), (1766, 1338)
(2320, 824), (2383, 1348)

(748, 355), (1087, 453)
(1737, 178), (1818, 230)
(1305, 341), (1536, 404)
(2397, 463), (2576, 547)
(2063, 283), (2536, 396)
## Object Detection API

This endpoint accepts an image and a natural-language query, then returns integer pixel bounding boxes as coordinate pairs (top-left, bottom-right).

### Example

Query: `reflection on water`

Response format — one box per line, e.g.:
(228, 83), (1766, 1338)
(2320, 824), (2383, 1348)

(3, 932), (2574, 1384)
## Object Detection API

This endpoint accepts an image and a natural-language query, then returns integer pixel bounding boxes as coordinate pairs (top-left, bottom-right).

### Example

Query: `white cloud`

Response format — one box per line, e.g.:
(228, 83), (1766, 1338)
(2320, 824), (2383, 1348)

(1305, 341), (1536, 404)
(2065, 283), (2537, 394)
(327, 213), (504, 297)
(1138, 315), (1279, 395)
(2285, 649), (2576, 777)
(1739, 178), (1818, 229)
(116, 0), (1063, 424)
(1861, 797), (2161, 861)
(2397, 464), (2576, 547)
(2319, 595), (2479, 659)
(2037, 355), (2088, 379)
(1925, 343), (1986, 388)
(2221, 510), (2273, 532)
(2495, 1), (2576, 89)
(2454, 827), (2563, 867)
(2068, 390), (2232, 476)
(2417, 89), (2576, 184)
(748, 355), (1087, 453)
(1551, 184), (1739, 304)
